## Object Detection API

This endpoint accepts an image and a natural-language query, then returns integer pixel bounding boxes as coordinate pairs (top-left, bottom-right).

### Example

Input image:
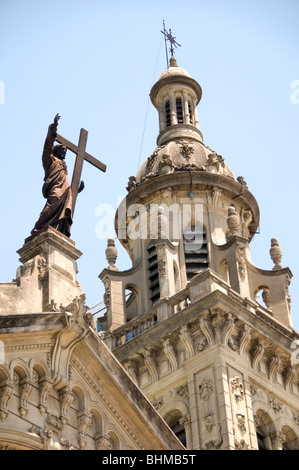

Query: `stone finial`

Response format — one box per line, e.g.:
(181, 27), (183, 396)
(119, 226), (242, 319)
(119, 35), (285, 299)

(105, 238), (118, 270)
(227, 206), (240, 236)
(169, 55), (178, 67)
(270, 237), (282, 270)
(237, 176), (248, 188)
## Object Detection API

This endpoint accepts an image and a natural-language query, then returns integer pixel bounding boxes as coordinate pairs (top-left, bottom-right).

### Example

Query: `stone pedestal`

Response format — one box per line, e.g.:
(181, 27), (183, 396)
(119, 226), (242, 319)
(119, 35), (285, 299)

(0, 227), (83, 314)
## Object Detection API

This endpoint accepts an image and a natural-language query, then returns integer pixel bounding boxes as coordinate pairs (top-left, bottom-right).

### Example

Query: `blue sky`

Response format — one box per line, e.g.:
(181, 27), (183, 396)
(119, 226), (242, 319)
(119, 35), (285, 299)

(0, 0), (298, 330)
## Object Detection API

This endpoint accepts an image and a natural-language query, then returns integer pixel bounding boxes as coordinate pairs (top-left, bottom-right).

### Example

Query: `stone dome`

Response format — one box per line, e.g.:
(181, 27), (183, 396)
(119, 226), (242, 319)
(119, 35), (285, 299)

(134, 139), (235, 186)
(158, 56), (192, 80)
(124, 56), (236, 193)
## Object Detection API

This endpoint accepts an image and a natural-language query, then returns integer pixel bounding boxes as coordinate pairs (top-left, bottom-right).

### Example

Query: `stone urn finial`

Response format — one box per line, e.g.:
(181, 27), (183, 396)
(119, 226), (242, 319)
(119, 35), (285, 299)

(227, 206), (240, 236)
(270, 237), (282, 270)
(105, 238), (118, 270)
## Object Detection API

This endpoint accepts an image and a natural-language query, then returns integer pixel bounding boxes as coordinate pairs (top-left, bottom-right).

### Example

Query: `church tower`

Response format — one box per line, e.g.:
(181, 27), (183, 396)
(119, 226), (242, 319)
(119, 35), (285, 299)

(99, 54), (299, 450)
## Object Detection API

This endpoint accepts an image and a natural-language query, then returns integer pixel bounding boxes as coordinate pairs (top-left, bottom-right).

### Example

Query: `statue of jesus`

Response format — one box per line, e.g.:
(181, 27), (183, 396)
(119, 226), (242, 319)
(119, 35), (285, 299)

(31, 114), (84, 238)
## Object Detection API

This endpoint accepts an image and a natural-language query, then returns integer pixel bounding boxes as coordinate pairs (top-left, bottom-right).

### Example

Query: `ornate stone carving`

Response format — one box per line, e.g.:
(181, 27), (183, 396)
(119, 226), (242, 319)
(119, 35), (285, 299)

(0, 380), (14, 421)
(142, 347), (159, 383)
(30, 414), (72, 450)
(270, 431), (286, 450)
(176, 383), (189, 399)
(199, 316), (214, 347)
(203, 411), (215, 432)
(207, 153), (225, 173)
(228, 334), (239, 351)
(162, 187), (173, 205)
(236, 413), (246, 431)
(38, 377), (53, 415)
(268, 396), (282, 414)
(177, 140), (194, 160)
(60, 294), (96, 332)
(251, 340), (264, 371)
(237, 176), (248, 188)
(95, 433), (113, 450)
(200, 309), (235, 347)
(205, 435), (223, 450)
(0, 444), (17, 450)
(283, 365), (296, 391)
(194, 332), (208, 352)
(180, 325), (194, 360)
(235, 438), (249, 450)
(267, 353), (280, 382)
(77, 410), (93, 450)
(179, 414), (191, 429)
(45, 413), (64, 433)
(293, 413), (299, 426)
(236, 242), (247, 281)
(285, 275), (292, 313)
(163, 338), (178, 372)
(230, 376), (244, 402)
(19, 378), (34, 418)
(158, 154), (173, 174)
(37, 256), (47, 282)
(126, 176), (137, 192)
(152, 396), (164, 410)
(59, 387), (75, 424)
(103, 278), (111, 313)
(156, 244), (167, 278)
(198, 378), (214, 401)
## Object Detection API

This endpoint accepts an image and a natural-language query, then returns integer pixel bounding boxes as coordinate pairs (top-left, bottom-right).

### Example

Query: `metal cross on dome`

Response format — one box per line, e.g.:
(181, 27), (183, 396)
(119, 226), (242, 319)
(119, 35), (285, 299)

(161, 22), (181, 64)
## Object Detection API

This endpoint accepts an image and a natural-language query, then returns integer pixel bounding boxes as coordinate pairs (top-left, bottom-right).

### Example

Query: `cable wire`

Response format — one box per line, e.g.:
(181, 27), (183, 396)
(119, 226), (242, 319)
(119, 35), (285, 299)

(136, 35), (163, 174)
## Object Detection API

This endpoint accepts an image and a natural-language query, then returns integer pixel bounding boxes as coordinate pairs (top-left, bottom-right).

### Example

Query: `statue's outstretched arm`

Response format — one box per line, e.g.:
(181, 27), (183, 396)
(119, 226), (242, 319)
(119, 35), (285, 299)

(42, 113), (60, 170)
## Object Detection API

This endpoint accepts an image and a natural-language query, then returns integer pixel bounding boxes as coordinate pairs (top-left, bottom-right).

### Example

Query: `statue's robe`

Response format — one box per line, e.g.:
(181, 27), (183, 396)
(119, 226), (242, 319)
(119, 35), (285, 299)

(31, 126), (73, 238)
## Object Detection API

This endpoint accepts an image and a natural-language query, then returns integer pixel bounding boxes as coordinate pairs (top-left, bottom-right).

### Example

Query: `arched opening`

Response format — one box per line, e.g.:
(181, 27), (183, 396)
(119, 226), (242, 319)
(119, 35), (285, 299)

(254, 408), (275, 450)
(256, 428), (267, 450)
(90, 408), (104, 436)
(281, 425), (299, 450)
(72, 385), (86, 411)
(255, 285), (271, 311)
(125, 285), (139, 322)
(108, 430), (120, 450)
(164, 410), (186, 447)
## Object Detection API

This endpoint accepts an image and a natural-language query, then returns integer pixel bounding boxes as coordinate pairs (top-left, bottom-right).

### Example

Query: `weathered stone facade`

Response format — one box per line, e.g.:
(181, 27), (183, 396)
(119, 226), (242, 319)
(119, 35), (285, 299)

(0, 228), (183, 450)
(99, 56), (299, 450)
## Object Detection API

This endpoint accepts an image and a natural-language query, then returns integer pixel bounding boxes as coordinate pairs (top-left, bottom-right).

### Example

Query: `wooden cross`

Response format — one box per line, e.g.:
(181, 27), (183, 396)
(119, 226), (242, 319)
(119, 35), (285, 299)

(55, 129), (106, 214)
